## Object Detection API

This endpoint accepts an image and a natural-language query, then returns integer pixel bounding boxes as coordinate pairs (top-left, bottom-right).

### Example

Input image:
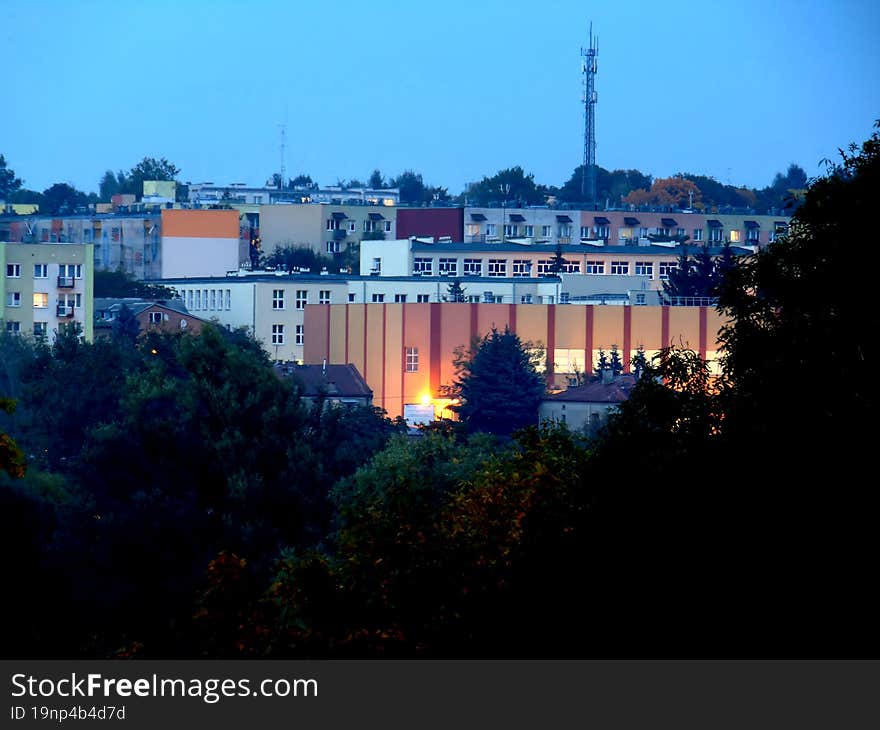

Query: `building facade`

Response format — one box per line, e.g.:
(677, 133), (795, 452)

(1, 243), (94, 342)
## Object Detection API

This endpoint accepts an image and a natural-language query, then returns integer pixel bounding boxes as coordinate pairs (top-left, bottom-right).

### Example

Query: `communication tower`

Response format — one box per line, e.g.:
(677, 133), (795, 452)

(581, 24), (598, 204)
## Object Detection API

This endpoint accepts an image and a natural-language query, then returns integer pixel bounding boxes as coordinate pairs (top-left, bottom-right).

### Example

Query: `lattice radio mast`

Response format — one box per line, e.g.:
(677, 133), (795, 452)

(581, 23), (598, 204)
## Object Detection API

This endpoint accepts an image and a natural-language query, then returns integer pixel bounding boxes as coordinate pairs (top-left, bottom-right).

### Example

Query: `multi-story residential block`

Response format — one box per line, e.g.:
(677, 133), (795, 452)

(1, 243), (94, 342)
(188, 183), (399, 207)
(159, 209), (243, 278)
(259, 203), (397, 258)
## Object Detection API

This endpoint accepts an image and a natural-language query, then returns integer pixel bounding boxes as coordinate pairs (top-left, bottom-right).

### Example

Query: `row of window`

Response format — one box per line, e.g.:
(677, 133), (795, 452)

(272, 289), (332, 309)
(5, 293), (82, 309)
(408, 258), (678, 279)
(6, 264), (82, 279)
(5, 321), (50, 336)
(465, 224), (775, 243)
(182, 289), (232, 312)
(326, 219), (393, 233)
(270, 323), (305, 346)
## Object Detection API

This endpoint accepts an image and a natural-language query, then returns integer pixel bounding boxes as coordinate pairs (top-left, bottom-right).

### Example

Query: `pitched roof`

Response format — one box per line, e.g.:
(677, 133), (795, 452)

(544, 374), (638, 403)
(276, 363), (372, 398)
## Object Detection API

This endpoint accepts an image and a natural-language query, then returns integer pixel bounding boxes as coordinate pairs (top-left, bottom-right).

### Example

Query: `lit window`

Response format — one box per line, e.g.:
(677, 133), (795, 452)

(272, 289), (285, 309)
(405, 347), (419, 372)
(465, 223), (481, 237)
(33, 292), (48, 308)
(729, 230), (741, 243)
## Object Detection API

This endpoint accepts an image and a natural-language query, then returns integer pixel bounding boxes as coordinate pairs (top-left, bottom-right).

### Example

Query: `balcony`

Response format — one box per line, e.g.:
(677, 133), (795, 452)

(333, 229), (347, 240)
(56, 305), (74, 318)
(57, 276), (75, 288)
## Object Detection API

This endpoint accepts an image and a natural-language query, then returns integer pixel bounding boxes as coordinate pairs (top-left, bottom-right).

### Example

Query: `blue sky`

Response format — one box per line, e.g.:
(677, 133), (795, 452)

(3, 0), (879, 196)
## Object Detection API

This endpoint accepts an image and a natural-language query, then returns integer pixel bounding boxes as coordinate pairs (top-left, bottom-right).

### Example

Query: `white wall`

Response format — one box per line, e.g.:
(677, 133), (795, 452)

(161, 236), (240, 278)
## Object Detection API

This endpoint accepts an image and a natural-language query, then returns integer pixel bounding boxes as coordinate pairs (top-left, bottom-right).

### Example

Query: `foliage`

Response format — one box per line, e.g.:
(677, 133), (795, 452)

(41, 183), (95, 215)
(263, 245), (337, 273)
(661, 244), (739, 302)
(94, 269), (177, 299)
(450, 327), (546, 435)
(446, 278), (466, 302)
(0, 399), (26, 478)
(557, 165), (652, 205)
(389, 170), (449, 205)
(464, 166), (547, 206)
(289, 173), (315, 188)
(368, 169), (384, 188)
(0, 154), (23, 199)
(624, 175), (702, 209)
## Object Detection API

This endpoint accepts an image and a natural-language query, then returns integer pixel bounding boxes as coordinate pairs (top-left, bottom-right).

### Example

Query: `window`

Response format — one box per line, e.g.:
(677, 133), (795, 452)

(326, 218), (340, 231)
(295, 325), (304, 345)
(272, 289), (285, 309)
(149, 311), (163, 324)
(384, 220), (392, 233)
(271, 324), (284, 345)
(465, 223), (481, 237)
(372, 293), (385, 303)
(677, 228), (686, 238)
(610, 261), (630, 275)
(586, 261), (605, 274)
(746, 228), (760, 242)
(6, 264), (21, 277)
(438, 258), (457, 275)
(655, 227), (670, 237)
(6, 321), (20, 333)
(319, 290), (331, 304)
(485, 223), (497, 237)
(558, 225), (572, 238)
(512, 260), (531, 277)
(348, 220), (357, 232)
(326, 241), (341, 254)
(488, 259), (507, 277)
(659, 261), (677, 280)
(709, 227), (723, 243)
(34, 264), (48, 278)
(639, 227), (650, 238)
(111, 227), (120, 241)
(693, 228), (703, 242)
(562, 261), (581, 273)
(416, 294), (429, 303)
(635, 293), (647, 305)
(504, 224), (517, 237)
(523, 225), (534, 237)
(394, 294), (407, 303)
(371, 257), (382, 274)
(405, 347), (419, 372)
(33, 322), (47, 338)
(225, 290), (231, 310)
(348, 293), (356, 302)
(210, 290), (216, 310)
(33, 292), (48, 308)
(195, 290), (201, 309)
(536, 260), (553, 276)
(635, 262), (653, 278)
(6, 292), (21, 307)
(364, 219), (377, 233)
(296, 290), (308, 309)
(58, 264), (82, 279)
(541, 225), (552, 238)
(463, 258), (482, 276)
(580, 226), (590, 238)
(520, 293), (533, 303)
(594, 225), (610, 239)
(729, 230), (741, 243)
(413, 258), (433, 275)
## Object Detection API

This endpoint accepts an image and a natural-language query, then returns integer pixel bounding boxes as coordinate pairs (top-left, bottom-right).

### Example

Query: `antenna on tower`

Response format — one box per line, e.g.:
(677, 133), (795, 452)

(278, 123), (287, 190)
(580, 22), (598, 206)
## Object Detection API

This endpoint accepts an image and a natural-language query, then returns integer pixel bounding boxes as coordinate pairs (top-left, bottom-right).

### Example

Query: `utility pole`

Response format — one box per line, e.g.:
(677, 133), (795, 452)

(581, 23), (598, 207)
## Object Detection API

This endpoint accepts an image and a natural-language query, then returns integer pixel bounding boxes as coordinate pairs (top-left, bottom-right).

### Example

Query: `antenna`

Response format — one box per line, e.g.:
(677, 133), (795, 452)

(580, 22), (598, 206)
(278, 123), (287, 190)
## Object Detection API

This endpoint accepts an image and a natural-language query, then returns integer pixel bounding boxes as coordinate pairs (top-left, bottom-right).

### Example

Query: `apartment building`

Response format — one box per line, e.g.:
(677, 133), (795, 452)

(1, 243), (94, 342)
(259, 203), (397, 257)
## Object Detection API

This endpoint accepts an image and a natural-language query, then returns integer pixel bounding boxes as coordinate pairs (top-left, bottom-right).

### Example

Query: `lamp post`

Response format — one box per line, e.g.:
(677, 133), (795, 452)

(500, 183), (510, 242)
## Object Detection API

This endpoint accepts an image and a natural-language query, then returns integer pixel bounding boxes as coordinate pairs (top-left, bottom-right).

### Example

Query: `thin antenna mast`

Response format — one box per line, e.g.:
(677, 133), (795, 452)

(278, 123), (287, 190)
(580, 23), (598, 205)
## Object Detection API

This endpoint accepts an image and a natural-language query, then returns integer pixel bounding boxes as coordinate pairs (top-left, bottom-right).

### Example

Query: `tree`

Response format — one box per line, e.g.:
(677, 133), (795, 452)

(264, 245), (337, 273)
(624, 176), (702, 209)
(0, 399), (25, 479)
(40, 183), (91, 215)
(447, 278), (466, 302)
(450, 327), (546, 435)
(558, 165), (652, 205)
(117, 157), (180, 199)
(609, 345), (623, 376)
(289, 174), (314, 188)
(368, 169), (384, 189)
(549, 244), (567, 274)
(94, 270), (176, 299)
(464, 166), (547, 206)
(0, 154), (22, 200)
(111, 304), (141, 343)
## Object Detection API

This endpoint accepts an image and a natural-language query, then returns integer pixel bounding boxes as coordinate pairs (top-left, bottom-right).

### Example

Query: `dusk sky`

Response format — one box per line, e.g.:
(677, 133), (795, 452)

(3, 0), (879, 197)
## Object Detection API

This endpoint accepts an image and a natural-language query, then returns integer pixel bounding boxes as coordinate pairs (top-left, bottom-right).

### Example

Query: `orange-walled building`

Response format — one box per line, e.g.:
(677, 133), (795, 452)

(303, 303), (727, 419)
